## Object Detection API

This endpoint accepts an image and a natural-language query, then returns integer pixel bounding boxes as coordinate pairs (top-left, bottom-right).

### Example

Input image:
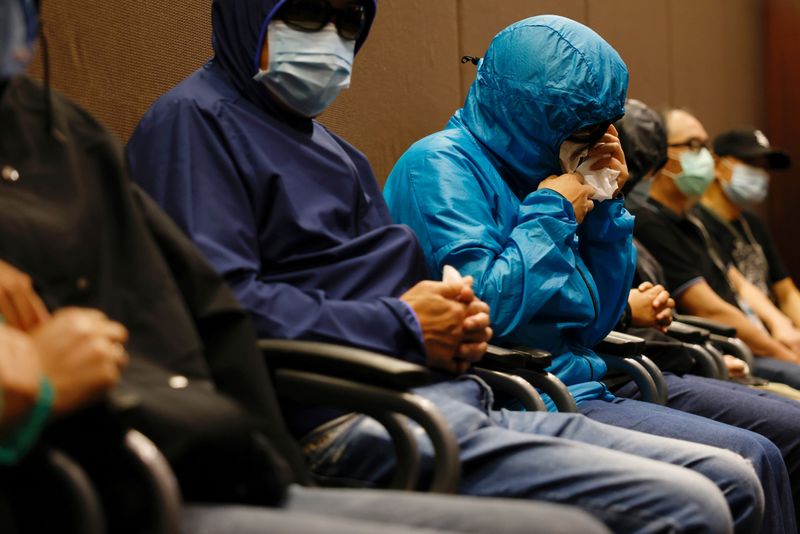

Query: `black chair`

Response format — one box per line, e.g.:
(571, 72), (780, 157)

(665, 321), (728, 380)
(259, 339), (461, 493)
(596, 331), (668, 405)
(478, 345), (578, 412)
(674, 314), (755, 368)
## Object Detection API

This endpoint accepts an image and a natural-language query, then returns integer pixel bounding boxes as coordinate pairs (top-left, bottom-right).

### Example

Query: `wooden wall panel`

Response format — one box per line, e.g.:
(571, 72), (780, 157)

(320, 0), (462, 184)
(29, 1), (213, 143)
(765, 0), (800, 281)
(457, 0), (587, 100)
(586, 0), (671, 109)
(668, 0), (765, 137)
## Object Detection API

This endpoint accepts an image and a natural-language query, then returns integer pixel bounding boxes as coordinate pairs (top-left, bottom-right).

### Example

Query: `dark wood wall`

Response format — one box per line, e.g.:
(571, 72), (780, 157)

(765, 0), (800, 281)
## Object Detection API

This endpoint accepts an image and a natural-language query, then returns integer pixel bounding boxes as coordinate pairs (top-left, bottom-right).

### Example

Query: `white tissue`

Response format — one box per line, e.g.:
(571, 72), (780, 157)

(559, 141), (620, 202)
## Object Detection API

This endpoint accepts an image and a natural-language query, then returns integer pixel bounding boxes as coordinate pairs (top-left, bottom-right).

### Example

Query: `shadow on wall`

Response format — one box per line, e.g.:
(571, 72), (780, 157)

(29, 0), (764, 187)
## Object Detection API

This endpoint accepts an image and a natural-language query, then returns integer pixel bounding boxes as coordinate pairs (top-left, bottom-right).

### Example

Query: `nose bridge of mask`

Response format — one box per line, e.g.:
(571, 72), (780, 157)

(256, 20), (356, 117)
(268, 21), (355, 68)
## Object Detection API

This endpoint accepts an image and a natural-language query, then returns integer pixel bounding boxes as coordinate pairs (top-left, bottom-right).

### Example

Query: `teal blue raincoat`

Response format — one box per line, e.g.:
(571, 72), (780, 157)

(384, 15), (634, 409)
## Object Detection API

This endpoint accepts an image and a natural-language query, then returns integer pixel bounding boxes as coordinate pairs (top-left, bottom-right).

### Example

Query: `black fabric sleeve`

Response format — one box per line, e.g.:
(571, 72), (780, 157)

(633, 210), (706, 298)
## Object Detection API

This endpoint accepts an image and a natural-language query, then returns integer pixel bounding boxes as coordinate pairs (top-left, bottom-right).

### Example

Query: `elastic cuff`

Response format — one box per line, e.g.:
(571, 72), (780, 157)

(0, 376), (53, 465)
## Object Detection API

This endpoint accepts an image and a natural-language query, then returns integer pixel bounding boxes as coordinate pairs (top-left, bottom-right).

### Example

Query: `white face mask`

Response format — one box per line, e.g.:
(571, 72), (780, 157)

(559, 140), (620, 202)
(254, 21), (355, 118)
(722, 162), (770, 206)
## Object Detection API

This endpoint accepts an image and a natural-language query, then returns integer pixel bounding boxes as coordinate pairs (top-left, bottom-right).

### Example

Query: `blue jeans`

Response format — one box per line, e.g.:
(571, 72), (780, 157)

(303, 376), (761, 534)
(615, 372), (800, 532)
(752, 356), (800, 389)
(182, 485), (612, 534)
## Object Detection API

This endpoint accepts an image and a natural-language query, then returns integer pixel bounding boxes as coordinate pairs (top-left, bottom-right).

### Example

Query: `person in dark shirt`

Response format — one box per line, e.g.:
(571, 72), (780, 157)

(695, 129), (800, 344)
(632, 109), (800, 394)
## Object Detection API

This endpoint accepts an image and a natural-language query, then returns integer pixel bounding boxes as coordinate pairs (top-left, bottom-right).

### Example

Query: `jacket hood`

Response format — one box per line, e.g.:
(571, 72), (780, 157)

(211, 0), (376, 111)
(460, 15), (628, 195)
(615, 99), (667, 194)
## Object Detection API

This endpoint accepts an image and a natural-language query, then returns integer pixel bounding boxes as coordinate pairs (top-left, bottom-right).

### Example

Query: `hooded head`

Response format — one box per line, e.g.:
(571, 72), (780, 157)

(0, 0), (38, 79)
(615, 99), (668, 195)
(211, 0), (376, 111)
(460, 15), (628, 194)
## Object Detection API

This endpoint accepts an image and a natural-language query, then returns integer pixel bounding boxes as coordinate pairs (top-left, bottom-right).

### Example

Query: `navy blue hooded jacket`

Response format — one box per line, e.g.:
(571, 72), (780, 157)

(127, 0), (429, 436)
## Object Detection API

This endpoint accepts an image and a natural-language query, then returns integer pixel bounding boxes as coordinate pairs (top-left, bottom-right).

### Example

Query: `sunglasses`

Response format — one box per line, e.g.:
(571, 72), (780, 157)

(278, 0), (369, 41)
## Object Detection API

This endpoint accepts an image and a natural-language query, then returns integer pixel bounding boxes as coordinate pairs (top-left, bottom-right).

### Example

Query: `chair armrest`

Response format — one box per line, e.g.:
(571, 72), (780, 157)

(123, 430), (182, 534)
(666, 321), (711, 345)
(483, 345), (553, 372)
(259, 339), (431, 390)
(598, 354), (662, 404)
(708, 335), (755, 367)
(481, 345), (576, 412)
(472, 368), (547, 412)
(673, 315), (737, 338)
(595, 331), (647, 356)
(274, 369), (460, 493)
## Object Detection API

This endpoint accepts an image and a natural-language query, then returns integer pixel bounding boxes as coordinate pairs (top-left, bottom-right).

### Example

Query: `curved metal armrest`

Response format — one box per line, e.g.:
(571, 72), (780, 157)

(597, 354), (661, 404)
(681, 343), (726, 380)
(274, 369), (460, 493)
(595, 331), (647, 356)
(667, 321), (711, 345)
(473, 368), (547, 412)
(708, 335), (755, 367)
(674, 314), (737, 338)
(46, 448), (107, 534)
(703, 343), (731, 379)
(123, 430), (182, 534)
(259, 339), (431, 390)
(482, 345), (576, 412)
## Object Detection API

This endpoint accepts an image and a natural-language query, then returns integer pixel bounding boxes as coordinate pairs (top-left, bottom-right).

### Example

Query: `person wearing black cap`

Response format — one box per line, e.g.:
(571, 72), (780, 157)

(694, 130), (800, 329)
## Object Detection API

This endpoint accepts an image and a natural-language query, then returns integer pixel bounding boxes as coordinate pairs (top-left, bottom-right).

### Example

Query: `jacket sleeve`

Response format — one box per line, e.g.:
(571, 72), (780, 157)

(575, 199), (637, 346)
(126, 103), (426, 365)
(385, 150), (580, 339)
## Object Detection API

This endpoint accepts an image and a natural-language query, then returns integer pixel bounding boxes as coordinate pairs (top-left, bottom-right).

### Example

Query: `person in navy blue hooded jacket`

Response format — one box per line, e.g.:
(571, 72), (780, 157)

(127, 2), (772, 532)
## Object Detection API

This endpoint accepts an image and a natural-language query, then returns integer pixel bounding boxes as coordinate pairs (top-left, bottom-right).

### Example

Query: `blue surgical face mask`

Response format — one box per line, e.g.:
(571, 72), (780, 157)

(663, 147), (715, 197)
(722, 162), (770, 206)
(254, 20), (355, 118)
(0, 0), (37, 79)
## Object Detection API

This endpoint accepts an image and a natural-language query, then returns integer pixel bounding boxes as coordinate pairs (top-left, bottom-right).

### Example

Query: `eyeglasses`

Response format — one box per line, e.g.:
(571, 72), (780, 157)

(278, 0), (369, 41)
(668, 138), (710, 152)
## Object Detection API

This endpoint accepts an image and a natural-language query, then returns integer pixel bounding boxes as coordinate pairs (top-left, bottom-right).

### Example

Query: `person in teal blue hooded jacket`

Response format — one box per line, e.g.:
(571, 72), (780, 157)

(385, 15), (797, 534)
(385, 15), (635, 406)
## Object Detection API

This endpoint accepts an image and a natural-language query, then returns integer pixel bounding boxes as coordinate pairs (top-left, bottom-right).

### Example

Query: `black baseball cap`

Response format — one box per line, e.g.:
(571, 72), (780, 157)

(713, 129), (791, 170)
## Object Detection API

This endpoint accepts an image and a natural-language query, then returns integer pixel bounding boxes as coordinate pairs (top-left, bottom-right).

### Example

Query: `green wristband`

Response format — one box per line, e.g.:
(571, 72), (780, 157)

(0, 377), (53, 465)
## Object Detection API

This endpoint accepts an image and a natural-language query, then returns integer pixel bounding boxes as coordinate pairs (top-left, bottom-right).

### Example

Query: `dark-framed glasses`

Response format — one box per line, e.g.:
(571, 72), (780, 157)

(278, 0), (368, 41)
(668, 138), (711, 152)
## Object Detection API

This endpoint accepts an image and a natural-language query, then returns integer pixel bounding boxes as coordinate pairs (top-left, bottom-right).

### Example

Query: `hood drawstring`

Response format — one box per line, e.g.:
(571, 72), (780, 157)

(461, 55), (480, 66)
